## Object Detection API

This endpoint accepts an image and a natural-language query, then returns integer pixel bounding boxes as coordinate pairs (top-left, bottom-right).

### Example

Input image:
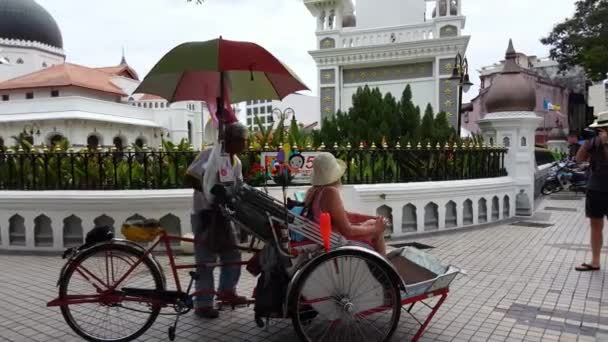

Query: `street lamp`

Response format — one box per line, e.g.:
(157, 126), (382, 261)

(272, 107), (295, 123)
(449, 52), (473, 136)
(23, 123), (41, 137)
(154, 128), (171, 139)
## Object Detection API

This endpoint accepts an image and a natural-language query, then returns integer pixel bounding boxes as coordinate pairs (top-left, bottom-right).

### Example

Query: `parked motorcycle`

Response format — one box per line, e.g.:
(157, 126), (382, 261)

(541, 160), (588, 195)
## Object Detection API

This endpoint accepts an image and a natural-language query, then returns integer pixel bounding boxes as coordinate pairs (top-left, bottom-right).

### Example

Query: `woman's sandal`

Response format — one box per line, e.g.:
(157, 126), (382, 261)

(575, 263), (600, 272)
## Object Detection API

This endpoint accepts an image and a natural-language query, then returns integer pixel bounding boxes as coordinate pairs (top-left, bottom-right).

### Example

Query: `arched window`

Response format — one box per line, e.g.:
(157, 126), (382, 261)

(42, 62), (48, 68)
(16, 58), (23, 64)
(49, 134), (64, 148)
(87, 135), (99, 150)
(154, 102), (159, 109)
(187, 121), (193, 143)
(135, 137), (145, 149)
(113, 136), (124, 151)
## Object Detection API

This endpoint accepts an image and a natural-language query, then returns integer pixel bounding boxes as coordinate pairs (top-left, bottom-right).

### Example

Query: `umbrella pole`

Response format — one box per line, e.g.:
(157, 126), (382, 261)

(218, 71), (225, 151)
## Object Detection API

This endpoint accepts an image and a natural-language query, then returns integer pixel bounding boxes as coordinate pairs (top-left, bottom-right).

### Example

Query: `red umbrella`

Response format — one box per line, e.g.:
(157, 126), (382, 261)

(135, 37), (309, 140)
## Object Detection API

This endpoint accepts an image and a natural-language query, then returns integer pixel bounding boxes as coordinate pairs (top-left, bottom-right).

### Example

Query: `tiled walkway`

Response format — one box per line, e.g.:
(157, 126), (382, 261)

(1, 195), (608, 341)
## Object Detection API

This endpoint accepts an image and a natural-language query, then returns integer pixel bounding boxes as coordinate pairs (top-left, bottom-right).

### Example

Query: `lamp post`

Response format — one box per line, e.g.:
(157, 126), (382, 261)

(22, 123), (41, 145)
(449, 52), (473, 137)
(272, 107), (295, 123)
(272, 107), (295, 145)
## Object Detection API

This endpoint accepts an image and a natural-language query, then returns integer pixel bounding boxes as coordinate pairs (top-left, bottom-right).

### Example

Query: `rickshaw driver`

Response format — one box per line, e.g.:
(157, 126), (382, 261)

(185, 122), (249, 319)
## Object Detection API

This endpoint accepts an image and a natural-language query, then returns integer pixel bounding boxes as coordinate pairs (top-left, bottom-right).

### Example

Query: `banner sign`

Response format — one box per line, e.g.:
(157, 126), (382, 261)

(261, 151), (321, 185)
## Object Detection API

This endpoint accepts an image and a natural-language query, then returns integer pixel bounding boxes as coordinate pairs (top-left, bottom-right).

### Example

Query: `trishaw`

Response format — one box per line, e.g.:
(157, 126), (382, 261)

(47, 182), (462, 342)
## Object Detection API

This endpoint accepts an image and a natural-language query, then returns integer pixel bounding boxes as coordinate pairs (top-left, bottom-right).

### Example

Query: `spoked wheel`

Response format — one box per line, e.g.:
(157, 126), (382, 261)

(290, 249), (401, 342)
(540, 182), (562, 195)
(59, 243), (164, 342)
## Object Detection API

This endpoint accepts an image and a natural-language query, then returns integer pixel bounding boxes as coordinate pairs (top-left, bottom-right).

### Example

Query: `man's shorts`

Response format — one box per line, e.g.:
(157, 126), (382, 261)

(586, 190), (608, 219)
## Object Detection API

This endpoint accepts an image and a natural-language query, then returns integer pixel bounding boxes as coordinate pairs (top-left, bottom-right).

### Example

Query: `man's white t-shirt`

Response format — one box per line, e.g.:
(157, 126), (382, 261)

(187, 149), (243, 213)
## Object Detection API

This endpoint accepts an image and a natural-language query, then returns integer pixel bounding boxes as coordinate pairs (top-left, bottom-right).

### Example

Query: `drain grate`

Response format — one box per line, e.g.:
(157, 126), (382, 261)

(544, 206), (578, 212)
(390, 242), (435, 249)
(510, 221), (554, 229)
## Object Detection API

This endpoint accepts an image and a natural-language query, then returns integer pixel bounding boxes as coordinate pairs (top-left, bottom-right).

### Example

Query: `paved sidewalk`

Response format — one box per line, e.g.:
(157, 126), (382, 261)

(1, 195), (608, 341)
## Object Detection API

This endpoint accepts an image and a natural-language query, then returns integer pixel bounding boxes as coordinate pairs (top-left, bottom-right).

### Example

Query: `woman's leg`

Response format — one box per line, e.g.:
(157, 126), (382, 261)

(372, 232), (387, 256)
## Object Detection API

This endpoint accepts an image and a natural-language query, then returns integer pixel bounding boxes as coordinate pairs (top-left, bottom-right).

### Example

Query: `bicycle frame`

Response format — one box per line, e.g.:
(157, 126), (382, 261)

(47, 230), (256, 308)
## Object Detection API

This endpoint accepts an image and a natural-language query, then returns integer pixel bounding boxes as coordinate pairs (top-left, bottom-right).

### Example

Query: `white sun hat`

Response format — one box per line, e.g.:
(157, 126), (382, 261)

(589, 111), (608, 128)
(311, 152), (347, 186)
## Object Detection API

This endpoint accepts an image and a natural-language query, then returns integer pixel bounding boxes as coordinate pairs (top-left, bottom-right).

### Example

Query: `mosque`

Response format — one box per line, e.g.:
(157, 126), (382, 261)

(304, 0), (469, 127)
(0, 0), (214, 151)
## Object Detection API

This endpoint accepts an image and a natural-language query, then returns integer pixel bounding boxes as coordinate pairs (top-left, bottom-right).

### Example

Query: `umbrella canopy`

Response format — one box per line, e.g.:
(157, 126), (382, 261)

(134, 38), (308, 104)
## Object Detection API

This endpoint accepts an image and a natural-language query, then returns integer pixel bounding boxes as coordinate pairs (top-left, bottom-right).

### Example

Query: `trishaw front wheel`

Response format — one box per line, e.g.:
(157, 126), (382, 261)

(290, 249), (401, 342)
(58, 242), (164, 342)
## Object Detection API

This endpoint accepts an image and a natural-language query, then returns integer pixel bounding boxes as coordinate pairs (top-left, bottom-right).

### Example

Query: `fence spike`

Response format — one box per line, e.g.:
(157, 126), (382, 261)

(371, 142), (377, 149)
(42, 145), (48, 153)
(264, 142), (270, 151)
(382, 141), (388, 149)
(359, 141), (364, 149)
(406, 142), (412, 149)
(416, 142), (422, 149)
(173, 145), (179, 151)
(346, 142), (352, 149)
(436, 142), (441, 149)
(333, 142), (339, 149)
(189, 144), (194, 151)
(306, 141), (312, 149)
(6, 148), (14, 154)
(293, 143), (298, 150)
(426, 141), (432, 149)
(18, 145), (24, 153)
(320, 142), (326, 150)
(395, 141), (401, 149)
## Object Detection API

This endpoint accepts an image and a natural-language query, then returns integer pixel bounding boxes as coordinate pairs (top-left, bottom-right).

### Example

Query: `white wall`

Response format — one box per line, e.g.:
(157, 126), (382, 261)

(355, 0), (427, 30)
(0, 42), (65, 82)
(0, 96), (206, 148)
(273, 94), (320, 126)
(589, 82), (607, 115)
(0, 177), (516, 252)
(341, 79), (436, 113)
(0, 87), (119, 102)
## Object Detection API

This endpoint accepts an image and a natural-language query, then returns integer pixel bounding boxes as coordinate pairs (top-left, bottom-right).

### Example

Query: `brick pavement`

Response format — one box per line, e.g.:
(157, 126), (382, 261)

(1, 195), (608, 341)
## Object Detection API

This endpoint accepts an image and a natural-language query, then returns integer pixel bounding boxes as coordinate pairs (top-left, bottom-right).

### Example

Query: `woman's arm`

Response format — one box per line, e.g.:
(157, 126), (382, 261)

(576, 141), (590, 163)
(323, 188), (382, 238)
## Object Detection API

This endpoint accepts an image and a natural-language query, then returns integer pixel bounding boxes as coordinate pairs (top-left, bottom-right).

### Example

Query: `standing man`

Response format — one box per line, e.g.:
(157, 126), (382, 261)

(575, 111), (608, 271)
(185, 122), (249, 317)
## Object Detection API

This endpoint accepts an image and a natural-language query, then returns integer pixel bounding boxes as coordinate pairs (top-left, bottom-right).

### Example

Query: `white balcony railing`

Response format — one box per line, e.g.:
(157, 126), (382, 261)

(337, 23), (437, 48)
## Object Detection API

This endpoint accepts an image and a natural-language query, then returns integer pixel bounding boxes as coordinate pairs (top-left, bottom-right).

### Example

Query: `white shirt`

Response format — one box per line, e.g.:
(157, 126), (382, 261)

(187, 148), (243, 212)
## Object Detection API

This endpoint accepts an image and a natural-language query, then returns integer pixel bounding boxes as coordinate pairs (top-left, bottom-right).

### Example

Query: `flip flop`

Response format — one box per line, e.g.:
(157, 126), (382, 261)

(575, 263), (600, 271)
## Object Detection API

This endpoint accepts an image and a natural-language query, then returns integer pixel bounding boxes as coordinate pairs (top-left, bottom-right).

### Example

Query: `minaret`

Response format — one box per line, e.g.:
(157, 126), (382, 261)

(120, 47), (127, 66)
(478, 40), (542, 216)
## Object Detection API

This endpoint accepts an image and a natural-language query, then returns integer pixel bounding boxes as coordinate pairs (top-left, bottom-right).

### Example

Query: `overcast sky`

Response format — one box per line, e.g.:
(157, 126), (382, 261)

(37, 0), (577, 101)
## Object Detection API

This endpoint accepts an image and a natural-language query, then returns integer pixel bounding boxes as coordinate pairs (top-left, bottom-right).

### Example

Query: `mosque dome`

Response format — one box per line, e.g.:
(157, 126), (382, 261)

(485, 40), (537, 113)
(0, 0), (63, 48)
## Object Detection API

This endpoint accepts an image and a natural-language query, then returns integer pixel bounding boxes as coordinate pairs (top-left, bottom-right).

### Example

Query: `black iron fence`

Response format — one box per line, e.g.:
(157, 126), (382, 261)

(0, 145), (507, 190)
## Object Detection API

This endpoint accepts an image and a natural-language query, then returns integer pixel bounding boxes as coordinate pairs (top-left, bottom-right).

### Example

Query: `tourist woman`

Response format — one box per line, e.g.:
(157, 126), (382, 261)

(304, 152), (388, 255)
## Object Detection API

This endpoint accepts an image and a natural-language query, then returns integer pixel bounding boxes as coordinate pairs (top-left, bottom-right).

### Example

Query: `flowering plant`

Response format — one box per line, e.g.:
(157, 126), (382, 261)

(245, 162), (269, 186)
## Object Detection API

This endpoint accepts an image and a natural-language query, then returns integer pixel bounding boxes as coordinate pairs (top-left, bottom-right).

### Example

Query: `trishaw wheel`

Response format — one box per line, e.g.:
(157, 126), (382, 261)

(58, 243), (163, 342)
(290, 249), (401, 342)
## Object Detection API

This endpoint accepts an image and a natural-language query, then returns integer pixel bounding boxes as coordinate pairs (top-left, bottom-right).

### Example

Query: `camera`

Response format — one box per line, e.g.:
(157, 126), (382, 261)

(581, 128), (597, 140)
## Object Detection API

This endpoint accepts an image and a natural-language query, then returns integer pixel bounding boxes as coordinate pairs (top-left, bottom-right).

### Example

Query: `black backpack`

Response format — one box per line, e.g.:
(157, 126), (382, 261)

(253, 245), (290, 324)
